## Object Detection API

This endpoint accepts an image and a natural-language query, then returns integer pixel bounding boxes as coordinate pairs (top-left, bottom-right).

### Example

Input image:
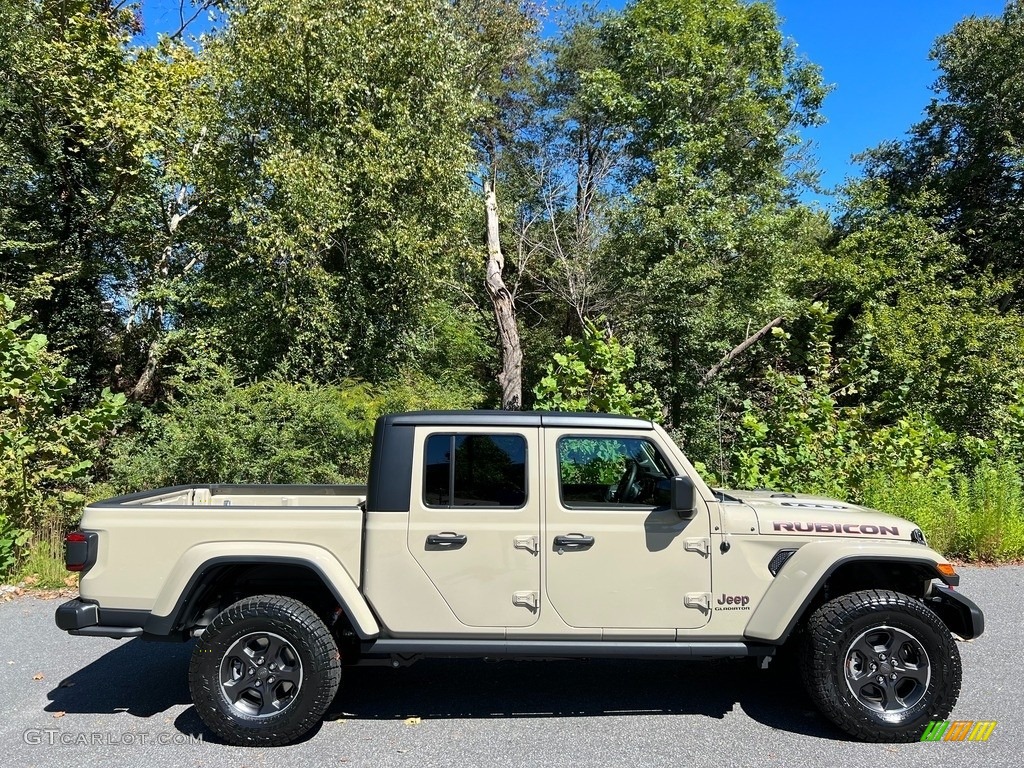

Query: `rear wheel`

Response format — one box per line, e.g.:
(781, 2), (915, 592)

(188, 595), (341, 746)
(802, 589), (960, 742)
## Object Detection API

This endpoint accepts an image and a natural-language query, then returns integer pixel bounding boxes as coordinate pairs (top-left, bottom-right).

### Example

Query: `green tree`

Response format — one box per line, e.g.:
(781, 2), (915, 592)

(503, 8), (630, 345)
(114, 36), (224, 402)
(862, 0), (1024, 306)
(0, 1), (222, 403)
(826, 180), (1024, 446)
(0, 0), (156, 398)
(193, 0), (481, 383)
(827, 2), (1024, 459)
(572, 0), (828, 440)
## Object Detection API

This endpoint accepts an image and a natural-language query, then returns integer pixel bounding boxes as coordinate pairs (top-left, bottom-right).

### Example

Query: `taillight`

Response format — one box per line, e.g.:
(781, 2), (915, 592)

(65, 531), (93, 572)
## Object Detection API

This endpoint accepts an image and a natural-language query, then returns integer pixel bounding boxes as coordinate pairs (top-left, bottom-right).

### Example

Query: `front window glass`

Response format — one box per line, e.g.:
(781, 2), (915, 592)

(558, 436), (673, 507)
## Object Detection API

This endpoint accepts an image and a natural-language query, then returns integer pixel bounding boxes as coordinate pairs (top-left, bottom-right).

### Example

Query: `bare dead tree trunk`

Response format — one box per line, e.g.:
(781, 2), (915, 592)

(484, 179), (522, 410)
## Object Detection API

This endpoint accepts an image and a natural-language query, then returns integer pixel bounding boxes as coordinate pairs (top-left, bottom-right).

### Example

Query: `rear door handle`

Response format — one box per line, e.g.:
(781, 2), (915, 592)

(425, 532), (468, 550)
(553, 534), (595, 551)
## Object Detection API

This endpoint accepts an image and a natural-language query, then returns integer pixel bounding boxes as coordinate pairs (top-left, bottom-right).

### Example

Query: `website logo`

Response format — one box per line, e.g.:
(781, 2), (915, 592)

(920, 720), (997, 742)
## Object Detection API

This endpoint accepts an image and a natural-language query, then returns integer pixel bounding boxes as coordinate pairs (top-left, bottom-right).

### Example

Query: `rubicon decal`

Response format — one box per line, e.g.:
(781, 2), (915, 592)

(772, 521), (900, 536)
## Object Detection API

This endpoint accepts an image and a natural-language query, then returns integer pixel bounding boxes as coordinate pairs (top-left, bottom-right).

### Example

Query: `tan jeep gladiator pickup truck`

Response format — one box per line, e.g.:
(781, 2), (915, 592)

(55, 411), (983, 746)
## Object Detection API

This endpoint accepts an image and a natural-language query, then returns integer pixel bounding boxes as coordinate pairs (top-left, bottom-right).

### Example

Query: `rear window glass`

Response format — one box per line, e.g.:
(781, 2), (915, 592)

(424, 434), (527, 508)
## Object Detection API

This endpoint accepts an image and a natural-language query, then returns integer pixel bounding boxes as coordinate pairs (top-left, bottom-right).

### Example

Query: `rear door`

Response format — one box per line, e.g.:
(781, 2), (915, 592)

(543, 430), (712, 630)
(407, 426), (541, 628)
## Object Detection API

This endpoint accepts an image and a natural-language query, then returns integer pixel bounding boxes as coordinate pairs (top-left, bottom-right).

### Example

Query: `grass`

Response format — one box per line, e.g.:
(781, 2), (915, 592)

(864, 460), (1024, 561)
(16, 540), (75, 589)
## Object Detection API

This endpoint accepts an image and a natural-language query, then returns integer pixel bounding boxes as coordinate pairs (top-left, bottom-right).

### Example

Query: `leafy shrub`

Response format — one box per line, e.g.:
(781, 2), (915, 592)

(534, 319), (662, 420)
(107, 366), (479, 492)
(0, 296), (125, 579)
(0, 513), (31, 578)
(731, 304), (1024, 562)
(733, 304), (955, 497)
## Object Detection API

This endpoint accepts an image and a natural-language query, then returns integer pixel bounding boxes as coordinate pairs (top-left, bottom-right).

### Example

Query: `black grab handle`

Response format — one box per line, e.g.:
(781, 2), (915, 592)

(426, 532), (468, 549)
(553, 534), (595, 551)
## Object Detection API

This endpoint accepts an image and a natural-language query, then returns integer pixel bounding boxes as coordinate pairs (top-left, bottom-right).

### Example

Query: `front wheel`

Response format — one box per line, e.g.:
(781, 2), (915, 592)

(802, 589), (961, 742)
(188, 595), (342, 746)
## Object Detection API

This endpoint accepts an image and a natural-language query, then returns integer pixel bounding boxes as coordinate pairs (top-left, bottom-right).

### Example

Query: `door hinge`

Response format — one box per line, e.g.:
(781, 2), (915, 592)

(684, 592), (712, 612)
(513, 534), (539, 555)
(684, 537), (711, 557)
(512, 591), (539, 612)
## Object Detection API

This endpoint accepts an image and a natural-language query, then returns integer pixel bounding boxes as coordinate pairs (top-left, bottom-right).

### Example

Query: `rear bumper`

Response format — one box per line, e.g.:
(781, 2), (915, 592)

(927, 585), (984, 640)
(55, 598), (144, 639)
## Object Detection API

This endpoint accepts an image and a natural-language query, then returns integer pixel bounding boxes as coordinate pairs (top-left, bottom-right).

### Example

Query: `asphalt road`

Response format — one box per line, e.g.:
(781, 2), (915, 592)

(1, 566), (1020, 768)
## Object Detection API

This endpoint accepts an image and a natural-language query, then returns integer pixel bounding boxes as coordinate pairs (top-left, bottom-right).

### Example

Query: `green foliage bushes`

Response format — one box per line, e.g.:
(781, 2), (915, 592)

(0, 297), (125, 579)
(732, 304), (954, 494)
(533, 319), (662, 420)
(864, 463), (1024, 562)
(733, 303), (1024, 560)
(106, 367), (480, 492)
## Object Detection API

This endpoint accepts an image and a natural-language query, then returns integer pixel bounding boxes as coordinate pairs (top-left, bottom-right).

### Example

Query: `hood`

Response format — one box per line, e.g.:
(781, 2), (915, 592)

(716, 488), (920, 543)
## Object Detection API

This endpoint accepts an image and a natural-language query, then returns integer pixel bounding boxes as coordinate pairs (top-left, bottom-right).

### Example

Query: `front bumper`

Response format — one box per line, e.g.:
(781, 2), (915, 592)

(927, 585), (985, 640)
(55, 598), (144, 639)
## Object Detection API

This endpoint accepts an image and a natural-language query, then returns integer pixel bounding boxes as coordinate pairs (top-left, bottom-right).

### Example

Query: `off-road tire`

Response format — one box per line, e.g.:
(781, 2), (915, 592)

(188, 595), (341, 746)
(802, 589), (960, 742)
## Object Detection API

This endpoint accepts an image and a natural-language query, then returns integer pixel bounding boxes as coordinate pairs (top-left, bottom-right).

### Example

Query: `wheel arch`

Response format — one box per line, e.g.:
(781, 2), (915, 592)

(146, 552), (380, 640)
(745, 543), (957, 645)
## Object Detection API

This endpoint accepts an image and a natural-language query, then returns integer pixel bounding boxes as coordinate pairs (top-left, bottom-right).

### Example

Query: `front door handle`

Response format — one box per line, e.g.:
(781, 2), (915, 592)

(553, 534), (595, 551)
(425, 532), (468, 550)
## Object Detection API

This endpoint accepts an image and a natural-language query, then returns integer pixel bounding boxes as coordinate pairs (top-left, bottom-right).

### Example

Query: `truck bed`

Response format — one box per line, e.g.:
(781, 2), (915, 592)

(78, 485), (368, 613)
(92, 484), (368, 508)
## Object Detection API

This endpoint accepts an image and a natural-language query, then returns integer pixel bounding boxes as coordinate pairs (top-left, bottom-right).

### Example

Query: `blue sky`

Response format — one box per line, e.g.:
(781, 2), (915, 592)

(774, 0), (1007, 207)
(141, 0), (1010, 207)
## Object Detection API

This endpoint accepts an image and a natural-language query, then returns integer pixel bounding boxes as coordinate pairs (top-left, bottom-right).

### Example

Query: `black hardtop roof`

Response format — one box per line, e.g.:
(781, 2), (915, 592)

(378, 410), (654, 430)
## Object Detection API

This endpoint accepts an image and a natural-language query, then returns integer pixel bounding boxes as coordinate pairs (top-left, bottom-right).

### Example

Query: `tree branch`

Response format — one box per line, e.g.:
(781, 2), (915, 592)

(700, 314), (786, 388)
(170, 0), (216, 40)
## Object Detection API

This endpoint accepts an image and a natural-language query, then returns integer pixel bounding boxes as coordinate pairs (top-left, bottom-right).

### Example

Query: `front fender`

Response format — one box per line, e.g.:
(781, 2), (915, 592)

(743, 540), (953, 644)
(148, 541), (379, 639)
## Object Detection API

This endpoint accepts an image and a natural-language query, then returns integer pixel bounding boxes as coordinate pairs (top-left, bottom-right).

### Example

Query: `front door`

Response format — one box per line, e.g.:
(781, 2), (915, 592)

(408, 426), (541, 628)
(543, 430), (712, 630)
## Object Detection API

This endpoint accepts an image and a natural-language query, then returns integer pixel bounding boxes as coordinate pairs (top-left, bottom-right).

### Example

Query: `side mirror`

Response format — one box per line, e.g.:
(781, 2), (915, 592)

(671, 475), (697, 518)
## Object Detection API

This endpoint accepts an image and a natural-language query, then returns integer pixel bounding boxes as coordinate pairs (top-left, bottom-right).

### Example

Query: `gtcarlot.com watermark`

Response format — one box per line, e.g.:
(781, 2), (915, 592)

(24, 729), (203, 747)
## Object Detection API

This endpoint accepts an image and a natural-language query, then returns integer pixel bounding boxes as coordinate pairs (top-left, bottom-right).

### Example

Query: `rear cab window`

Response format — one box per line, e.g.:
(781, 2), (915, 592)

(423, 433), (527, 508)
